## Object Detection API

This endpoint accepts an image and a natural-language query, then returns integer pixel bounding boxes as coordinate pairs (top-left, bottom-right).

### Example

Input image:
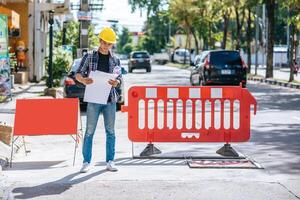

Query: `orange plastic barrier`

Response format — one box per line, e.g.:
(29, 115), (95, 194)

(11, 98), (81, 166)
(14, 98), (79, 136)
(122, 86), (257, 143)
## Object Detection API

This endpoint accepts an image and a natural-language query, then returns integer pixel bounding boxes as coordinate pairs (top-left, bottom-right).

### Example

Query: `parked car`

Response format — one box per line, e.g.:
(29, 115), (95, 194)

(128, 51), (151, 73)
(64, 58), (126, 111)
(172, 49), (190, 64)
(190, 50), (247, 87)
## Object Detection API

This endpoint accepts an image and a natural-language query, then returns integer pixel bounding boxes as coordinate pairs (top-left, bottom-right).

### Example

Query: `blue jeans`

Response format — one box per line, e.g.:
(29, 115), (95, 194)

(82, 102), (116, 163)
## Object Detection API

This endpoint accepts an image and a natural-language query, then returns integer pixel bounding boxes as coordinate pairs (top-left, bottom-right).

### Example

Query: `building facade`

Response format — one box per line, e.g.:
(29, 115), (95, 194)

(0, 0), (70, 82)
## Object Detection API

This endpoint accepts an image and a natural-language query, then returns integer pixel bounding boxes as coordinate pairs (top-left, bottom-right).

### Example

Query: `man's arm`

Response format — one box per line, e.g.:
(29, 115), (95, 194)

(75, 53), (93, 85)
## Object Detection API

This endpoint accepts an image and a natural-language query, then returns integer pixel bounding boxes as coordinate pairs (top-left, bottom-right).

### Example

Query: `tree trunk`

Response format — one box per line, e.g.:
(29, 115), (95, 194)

(190, 27), (199, 54)
(222, 12), (229, 49)
(208, 22), (212, 49)
(234, 4), (245, 51)
(266, 0), (275, 78)
(235, 6), (241, 50)
(246, 8), (252, 73)
(289, 24), (295, 82)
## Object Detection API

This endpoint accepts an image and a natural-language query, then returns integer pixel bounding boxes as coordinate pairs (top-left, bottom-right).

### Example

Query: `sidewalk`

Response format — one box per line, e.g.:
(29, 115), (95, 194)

(0, 82), (48, 171)
(249, 66), (300, 89)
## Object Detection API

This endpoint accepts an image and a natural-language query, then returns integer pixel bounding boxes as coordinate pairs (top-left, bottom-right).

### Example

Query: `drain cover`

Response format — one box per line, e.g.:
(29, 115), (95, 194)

(187, 159), (262, 169)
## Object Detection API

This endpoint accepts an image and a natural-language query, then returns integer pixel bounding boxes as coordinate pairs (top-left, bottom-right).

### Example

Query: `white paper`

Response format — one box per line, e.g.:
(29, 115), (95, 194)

(83, 71), (117, 104)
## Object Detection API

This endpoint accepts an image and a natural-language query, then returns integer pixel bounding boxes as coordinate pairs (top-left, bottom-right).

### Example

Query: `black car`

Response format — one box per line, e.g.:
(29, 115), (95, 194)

(128, 51), (151, 73)
(64, 58), (126, 111)
(190, 50), (247, 87)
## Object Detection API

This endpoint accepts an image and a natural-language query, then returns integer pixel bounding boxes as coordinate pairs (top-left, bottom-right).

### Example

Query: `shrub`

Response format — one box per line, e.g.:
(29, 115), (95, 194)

(44, 48), (72, 87)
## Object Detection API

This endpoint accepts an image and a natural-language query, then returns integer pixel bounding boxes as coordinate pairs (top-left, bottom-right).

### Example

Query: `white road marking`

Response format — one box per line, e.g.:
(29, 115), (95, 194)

(293, 116), (300, 121)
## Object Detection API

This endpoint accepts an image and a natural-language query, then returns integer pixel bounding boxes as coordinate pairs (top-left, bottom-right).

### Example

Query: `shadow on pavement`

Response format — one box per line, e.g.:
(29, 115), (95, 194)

(12, 169), (108, 199)
(247, 82), (300, 111)
(6, 161), (66, 170)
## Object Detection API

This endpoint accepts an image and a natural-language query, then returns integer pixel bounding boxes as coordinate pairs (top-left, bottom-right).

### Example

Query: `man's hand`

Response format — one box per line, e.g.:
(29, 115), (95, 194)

(75, 73), (93, 85)
(81, 78), (93, 85)
(108, 79), (119, 88)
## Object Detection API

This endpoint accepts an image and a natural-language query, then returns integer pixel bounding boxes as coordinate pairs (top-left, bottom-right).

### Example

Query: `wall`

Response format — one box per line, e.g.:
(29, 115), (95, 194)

(5, 2), (29, 67)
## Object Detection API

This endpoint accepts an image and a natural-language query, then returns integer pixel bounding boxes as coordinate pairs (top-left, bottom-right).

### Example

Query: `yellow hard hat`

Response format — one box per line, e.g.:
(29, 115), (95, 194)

(98, 27), (117, 44)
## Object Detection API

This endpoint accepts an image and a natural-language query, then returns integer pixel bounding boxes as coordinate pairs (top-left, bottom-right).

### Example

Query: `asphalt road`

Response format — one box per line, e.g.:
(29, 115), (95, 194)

(1, 64), (300, 200)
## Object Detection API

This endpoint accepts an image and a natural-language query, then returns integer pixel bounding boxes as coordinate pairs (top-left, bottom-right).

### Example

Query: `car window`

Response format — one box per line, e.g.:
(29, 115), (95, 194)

(200, 51), (209, 62)
(210, 51), (241, 66)
(176, 50), (190, 57)
(132, 52), (149, 58)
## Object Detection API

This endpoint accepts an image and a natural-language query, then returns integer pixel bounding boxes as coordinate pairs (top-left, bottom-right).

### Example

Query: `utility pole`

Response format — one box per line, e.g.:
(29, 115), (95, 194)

(255, 6), (259, 75)
(79, 0), (90, 57)
(287, 7), (290, 65)
(71, 0), (104, 57)
(262, 4), (266, 68)
(48, 10), (54, 88)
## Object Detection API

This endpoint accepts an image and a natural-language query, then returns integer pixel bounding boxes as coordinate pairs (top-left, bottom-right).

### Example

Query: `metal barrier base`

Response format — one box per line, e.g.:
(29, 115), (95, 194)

(139, 143), (162, 157)
(216, 144), (239, 157)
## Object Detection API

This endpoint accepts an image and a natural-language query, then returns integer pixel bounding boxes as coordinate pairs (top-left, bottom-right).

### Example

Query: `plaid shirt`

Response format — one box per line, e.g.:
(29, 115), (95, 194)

(76, 50), (123, 103)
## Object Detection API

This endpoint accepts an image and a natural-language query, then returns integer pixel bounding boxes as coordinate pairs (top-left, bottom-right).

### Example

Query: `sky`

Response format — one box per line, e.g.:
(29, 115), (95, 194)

(70, 0), (147, 33)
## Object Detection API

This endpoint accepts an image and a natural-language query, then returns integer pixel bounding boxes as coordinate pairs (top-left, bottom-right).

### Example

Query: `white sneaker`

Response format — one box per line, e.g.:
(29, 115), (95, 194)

(80, 162), (90, 173)
(106, 161), (118, 172)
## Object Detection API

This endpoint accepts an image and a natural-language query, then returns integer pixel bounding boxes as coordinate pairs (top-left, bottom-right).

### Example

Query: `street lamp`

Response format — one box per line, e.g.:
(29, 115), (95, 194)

(48, 10), (54, 88)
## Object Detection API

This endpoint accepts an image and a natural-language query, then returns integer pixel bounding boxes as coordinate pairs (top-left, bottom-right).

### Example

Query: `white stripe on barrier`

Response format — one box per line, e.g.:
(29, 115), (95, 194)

(168, 88), (179, 98)
(189, 88), (201, 98)
(211, 88), (222, 98)
(146, 88), (157, 98)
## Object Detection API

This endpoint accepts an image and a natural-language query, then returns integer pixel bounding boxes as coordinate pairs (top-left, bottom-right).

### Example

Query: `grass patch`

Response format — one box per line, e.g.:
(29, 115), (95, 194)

(247, 73), (264, 78)
(166, 62), (190, 69)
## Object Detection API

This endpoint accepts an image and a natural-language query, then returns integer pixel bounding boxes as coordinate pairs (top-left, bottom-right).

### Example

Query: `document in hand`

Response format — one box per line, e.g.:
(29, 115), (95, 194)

(83, 71), (117, 104)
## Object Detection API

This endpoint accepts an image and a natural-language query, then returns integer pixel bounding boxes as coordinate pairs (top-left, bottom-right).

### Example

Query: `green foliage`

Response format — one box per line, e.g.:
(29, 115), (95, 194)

(135, 35), (158, 54)
(117, 27), (132, 54)
(44, 48), (72, 88)
(129, 0), (168, 17)
(54, 20), (98, 50)
(122, 43), (134, 54)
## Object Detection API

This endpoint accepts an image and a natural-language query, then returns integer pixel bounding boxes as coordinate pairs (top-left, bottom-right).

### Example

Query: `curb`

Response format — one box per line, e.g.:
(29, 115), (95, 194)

(248, 76), (300, 89)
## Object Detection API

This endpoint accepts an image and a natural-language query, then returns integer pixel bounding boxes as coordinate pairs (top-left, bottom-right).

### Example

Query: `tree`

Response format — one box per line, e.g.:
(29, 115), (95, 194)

(280, 0), (300, 82)
(117, 27), (132, 54)
(129, 0), (168, 17)
(233, 0), (246, 50)
(54, 20), (98, 50)
(265, 0), (275, 78)
(122, 43), (134, 55)
(169, 0), (201, 53)
(129, 0), (176, 53)
(135, 34), (158, 54)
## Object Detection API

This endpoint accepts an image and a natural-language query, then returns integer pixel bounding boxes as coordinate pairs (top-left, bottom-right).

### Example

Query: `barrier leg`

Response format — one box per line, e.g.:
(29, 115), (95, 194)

(216, 143), (239, 157)
(71, 133), (80, 166)
(140, 143), (162, 157)
(22, 136), (29, 156)
(10, 136), (14, 168)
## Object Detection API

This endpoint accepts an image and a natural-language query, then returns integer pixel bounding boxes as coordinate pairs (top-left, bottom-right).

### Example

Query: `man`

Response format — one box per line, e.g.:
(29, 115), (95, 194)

(76, 27), (122, 173)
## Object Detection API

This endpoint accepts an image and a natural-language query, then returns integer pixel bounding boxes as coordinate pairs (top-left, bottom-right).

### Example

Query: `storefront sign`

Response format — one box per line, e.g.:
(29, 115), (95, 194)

(0, 14), (11, 102)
